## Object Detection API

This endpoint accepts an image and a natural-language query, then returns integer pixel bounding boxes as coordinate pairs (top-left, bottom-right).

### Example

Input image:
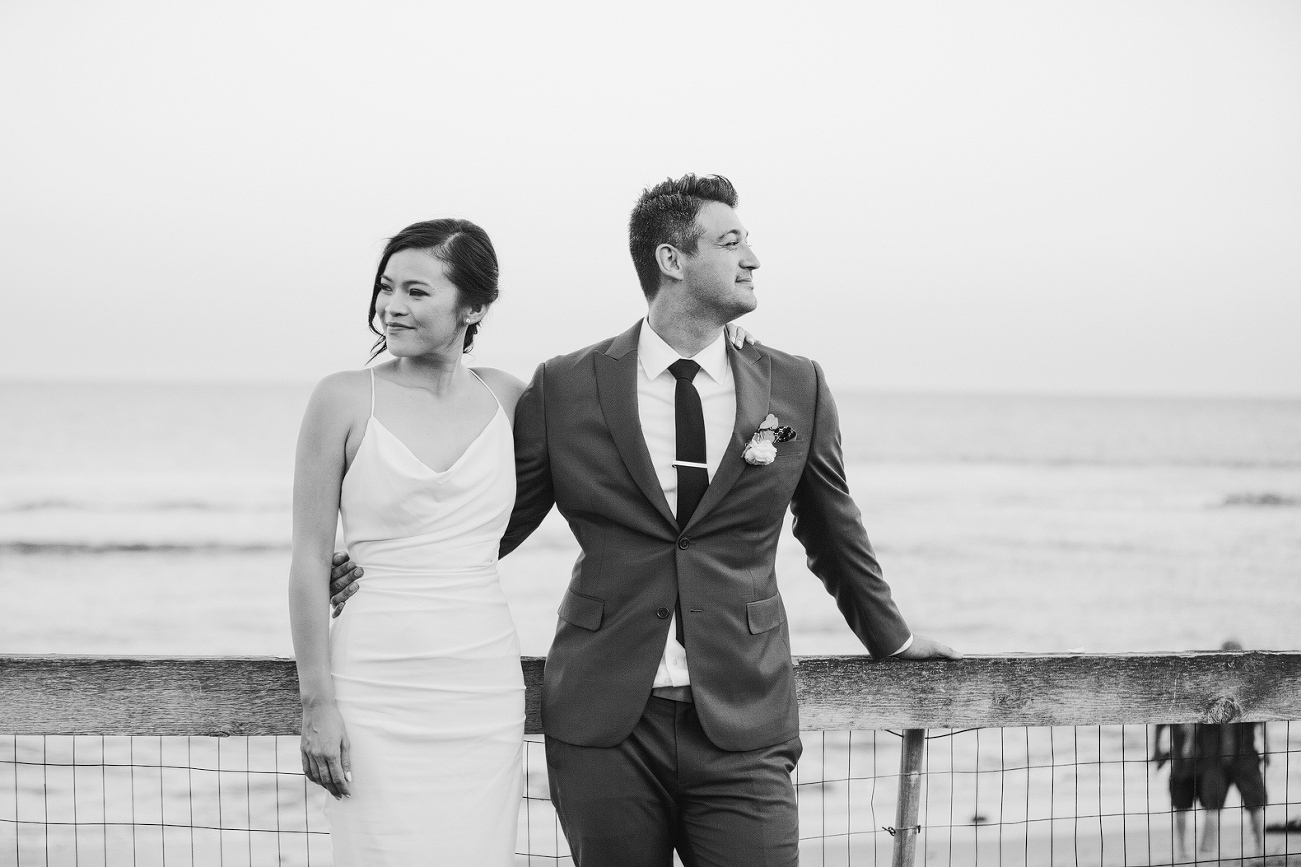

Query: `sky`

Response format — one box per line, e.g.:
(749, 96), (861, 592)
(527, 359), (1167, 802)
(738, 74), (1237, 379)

(1, 1), (1298, 397)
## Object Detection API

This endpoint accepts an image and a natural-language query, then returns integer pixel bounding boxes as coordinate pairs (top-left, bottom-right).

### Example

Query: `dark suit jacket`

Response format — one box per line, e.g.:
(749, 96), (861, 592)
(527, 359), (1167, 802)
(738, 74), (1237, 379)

(500, 321), (911, 752)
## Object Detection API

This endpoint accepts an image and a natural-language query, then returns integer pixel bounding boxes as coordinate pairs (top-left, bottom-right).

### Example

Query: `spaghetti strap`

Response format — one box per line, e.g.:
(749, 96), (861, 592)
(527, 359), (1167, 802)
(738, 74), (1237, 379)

(468, 368), (505, 413)
(368, 367), (376, 418)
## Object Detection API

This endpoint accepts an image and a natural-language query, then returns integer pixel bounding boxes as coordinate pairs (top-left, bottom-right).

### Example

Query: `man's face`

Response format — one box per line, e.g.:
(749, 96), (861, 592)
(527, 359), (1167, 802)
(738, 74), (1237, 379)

(678, 201), (761, 321)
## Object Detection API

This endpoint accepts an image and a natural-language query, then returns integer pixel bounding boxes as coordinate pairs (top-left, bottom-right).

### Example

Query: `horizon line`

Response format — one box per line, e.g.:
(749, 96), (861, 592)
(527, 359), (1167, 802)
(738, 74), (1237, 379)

(0, 376), (1297, 403)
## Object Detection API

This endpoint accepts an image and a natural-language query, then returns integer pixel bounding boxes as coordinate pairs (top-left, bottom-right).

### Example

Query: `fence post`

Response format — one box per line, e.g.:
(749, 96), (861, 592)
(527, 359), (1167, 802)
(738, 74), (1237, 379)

(890, 728), (926, 867)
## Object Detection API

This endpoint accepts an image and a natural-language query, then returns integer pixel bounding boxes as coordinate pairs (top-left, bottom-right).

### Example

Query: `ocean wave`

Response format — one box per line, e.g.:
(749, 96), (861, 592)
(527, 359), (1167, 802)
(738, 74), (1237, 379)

(0, 541), (290, 555)
(1222, 493), (1300, 507)
(0, 499), (288, 514)
(0, 534), (582, 556)
(841, 453), (1301, 470)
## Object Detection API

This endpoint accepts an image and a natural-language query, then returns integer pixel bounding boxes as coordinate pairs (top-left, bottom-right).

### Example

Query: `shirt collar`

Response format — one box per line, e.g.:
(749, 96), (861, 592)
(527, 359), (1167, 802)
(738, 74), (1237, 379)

(638, 319), (731, 384)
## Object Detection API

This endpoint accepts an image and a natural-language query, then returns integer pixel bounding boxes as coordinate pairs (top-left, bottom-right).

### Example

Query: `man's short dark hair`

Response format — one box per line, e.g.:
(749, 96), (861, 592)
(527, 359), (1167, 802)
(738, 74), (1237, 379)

(628, 174), (739, 299)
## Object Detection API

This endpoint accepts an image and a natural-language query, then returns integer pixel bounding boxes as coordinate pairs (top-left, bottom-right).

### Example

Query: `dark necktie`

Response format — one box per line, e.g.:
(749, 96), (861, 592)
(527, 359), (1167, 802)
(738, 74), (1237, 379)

(668, 359), (708, 528)
(669, 358), (707, 646)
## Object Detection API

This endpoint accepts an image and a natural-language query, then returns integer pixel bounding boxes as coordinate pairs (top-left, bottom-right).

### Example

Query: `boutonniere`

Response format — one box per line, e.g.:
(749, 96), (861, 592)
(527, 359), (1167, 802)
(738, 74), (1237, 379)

(742, 413), (797, 466)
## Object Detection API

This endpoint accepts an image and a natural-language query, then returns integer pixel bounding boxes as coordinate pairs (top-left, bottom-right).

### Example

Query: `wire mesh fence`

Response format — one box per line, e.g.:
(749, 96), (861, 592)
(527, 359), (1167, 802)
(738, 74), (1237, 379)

(1018, 722), (1298, 867)
(4, 723), (1298, 866)
(1, 735), (325, 866)
(796, 723), (1301, 867)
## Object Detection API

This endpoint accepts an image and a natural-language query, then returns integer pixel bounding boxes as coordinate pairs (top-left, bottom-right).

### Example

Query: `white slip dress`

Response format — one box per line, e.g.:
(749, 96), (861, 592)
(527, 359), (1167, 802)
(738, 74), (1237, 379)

(325, 368), (524, 866)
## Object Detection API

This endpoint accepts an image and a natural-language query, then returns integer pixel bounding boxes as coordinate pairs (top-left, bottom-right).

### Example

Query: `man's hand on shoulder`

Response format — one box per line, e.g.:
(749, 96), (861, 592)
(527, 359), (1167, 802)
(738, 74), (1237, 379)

(725, 322), (759, 349)
(329, 552), (363, 617)
(893, 634), (961, 660)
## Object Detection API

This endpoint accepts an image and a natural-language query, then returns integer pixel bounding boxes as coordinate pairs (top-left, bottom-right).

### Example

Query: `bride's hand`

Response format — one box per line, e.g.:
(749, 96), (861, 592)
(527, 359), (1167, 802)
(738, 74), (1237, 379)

(301, 702), (352, 799)
(725, 322), (759, 349)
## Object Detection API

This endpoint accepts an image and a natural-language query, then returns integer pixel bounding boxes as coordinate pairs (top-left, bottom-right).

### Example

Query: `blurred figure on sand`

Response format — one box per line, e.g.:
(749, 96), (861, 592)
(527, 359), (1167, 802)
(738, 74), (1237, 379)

(1152, 640), (1266, 860)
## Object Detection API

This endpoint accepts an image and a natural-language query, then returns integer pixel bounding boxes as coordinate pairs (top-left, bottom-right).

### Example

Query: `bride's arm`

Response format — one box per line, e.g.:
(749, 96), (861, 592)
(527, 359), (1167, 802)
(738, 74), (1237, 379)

(288, 372), (358, 800)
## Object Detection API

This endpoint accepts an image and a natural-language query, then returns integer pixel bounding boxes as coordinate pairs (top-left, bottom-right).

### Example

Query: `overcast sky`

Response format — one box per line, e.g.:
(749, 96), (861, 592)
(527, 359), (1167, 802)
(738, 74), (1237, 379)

(2, 1), (1298, 396)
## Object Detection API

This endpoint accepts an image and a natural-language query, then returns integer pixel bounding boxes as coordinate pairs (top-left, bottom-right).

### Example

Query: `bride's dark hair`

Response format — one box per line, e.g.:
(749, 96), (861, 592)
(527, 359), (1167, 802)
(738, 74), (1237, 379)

(367, 219), (499, 360)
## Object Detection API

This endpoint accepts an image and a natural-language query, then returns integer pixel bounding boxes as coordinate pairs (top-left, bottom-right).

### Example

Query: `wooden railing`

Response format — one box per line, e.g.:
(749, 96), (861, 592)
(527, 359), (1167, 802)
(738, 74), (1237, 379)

(5, 652), (1300, 736)
(4, 651), (1301, 866)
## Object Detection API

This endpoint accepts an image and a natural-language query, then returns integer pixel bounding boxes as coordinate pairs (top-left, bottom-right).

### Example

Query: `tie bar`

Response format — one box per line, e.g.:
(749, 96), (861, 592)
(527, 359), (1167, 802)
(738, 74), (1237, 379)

(672, 460), (709, 469)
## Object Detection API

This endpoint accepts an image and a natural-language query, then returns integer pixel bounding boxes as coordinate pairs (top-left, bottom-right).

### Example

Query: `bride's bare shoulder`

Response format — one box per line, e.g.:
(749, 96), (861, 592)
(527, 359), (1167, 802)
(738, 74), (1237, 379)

(304, 369), (373, 422)
(470, 367), (527, 416)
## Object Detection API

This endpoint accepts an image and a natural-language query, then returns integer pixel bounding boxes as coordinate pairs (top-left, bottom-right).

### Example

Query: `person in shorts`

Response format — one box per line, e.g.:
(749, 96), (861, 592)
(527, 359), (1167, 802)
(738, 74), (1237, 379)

(1153, 641), (1266, 859)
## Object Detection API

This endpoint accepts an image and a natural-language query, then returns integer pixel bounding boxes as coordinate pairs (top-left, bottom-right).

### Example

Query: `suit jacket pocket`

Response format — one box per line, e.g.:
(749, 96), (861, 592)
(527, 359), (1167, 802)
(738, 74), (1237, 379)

(558, 588), (604, 631)
(746, 594), (785, 634)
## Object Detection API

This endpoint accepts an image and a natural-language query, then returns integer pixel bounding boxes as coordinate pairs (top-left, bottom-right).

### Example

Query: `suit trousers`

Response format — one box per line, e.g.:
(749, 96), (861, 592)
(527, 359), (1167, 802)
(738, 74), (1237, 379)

(545, 696), (802, 867)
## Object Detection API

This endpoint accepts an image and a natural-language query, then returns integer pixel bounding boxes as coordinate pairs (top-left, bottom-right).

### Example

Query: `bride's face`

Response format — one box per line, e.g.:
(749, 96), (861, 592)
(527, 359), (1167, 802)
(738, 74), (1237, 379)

(376, 248), (469, 357)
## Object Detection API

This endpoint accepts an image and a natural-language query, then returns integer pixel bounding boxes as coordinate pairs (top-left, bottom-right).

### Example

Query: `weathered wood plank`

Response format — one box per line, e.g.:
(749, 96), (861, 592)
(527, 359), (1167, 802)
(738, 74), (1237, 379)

(3, 652), (1299, 736)
(794, 652), (1301, 729)
(0, 656), (547, 737)
(0, 656), (302, 736)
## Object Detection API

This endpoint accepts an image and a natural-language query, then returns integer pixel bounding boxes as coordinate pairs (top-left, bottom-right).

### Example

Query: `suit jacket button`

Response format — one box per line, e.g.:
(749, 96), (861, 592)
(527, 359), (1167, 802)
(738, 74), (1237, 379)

(678, 538), (690, 550)
(656, 607), (670, 619)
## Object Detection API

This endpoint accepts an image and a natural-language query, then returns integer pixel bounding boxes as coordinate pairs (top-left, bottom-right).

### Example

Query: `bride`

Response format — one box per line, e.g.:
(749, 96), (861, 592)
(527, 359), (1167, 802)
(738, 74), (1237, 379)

(287, 218), (526, 865)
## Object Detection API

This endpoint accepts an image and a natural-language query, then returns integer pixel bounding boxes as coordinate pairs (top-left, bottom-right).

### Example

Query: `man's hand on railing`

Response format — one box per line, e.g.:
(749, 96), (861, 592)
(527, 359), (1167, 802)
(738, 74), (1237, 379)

(894, 634), (961, 660)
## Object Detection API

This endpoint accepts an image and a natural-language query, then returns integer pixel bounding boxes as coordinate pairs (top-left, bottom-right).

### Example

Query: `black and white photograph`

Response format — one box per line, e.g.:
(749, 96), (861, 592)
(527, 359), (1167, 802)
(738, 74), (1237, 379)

(1, 2), (1298, 865)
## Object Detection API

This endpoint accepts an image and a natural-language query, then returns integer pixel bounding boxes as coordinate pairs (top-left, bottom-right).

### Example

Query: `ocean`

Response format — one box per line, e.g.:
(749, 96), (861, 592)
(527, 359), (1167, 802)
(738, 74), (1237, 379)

(4, 381), (1301, 865)
(2, 380), (1298, 658)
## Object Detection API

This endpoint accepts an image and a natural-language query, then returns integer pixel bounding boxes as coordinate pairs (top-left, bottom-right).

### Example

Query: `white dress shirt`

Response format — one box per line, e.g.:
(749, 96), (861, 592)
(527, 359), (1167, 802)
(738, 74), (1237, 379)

(638, 321), (734, 688)
(637, 320), (912, 689)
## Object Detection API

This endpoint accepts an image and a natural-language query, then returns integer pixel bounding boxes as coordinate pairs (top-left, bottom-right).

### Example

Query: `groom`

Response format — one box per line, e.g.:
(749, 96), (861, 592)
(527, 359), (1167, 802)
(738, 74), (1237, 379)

(333, 174), (955, 866)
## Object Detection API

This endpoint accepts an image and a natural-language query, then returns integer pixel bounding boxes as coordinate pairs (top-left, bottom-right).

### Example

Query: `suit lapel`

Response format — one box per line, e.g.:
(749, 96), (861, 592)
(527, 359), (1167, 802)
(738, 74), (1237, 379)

(595, 321), (678, 529)
(683, 342), (771, 533)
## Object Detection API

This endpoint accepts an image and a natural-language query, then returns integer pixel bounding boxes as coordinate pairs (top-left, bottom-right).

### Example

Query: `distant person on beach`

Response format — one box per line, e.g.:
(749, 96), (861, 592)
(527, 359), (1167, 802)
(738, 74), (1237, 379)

(1152, 640), (1266, 860)
(330, 173), (957, 867)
